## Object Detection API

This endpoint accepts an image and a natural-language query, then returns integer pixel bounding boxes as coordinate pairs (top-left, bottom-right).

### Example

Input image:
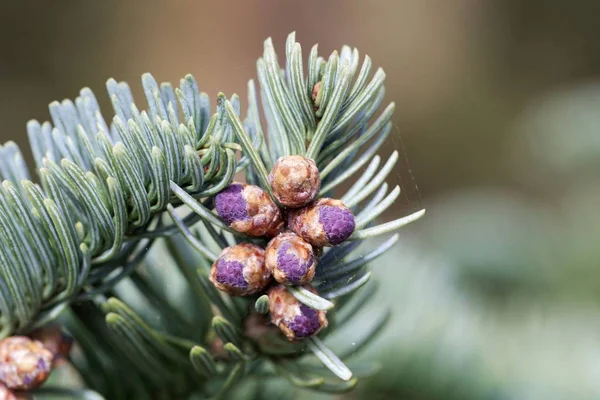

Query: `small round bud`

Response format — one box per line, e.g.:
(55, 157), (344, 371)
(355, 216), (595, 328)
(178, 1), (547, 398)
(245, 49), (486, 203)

(215, 183), (283, 236)
(268, 156), (320, 208)
(210, 243), (271, 296)
(0, 336), (53, 391)
(265, 233), (316, 285)
(289, 198), (355, 246)
(267, 285), (328, 341)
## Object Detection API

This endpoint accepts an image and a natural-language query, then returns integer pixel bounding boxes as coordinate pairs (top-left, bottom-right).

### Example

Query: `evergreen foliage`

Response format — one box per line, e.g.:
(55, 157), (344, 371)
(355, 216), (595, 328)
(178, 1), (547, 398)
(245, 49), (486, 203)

(0, 32), (424, 398)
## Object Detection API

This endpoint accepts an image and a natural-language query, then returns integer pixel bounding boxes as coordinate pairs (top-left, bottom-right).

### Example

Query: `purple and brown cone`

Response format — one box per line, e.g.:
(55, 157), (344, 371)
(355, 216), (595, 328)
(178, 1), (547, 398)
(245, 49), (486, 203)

(0, 336), (53, 391)
(267, 285), (328, 341)
(268, 156), (321, 208)
(215, 183), (283, 237)
(210, 243), (272, 296)
(289, 198), (355, 247)
(265, 232), (317, 285)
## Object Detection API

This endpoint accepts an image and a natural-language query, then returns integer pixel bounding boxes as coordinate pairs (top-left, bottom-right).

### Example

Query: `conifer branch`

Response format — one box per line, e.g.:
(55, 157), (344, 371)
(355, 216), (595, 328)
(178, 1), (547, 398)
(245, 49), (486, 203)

(0, 32), (425, 398)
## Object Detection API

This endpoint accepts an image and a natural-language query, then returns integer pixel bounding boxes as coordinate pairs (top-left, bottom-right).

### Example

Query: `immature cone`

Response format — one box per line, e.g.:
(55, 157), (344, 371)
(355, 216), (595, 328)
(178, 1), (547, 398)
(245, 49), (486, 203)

(268, 156), (320, 208)
(289, 198), (355, 246)
(265, 232), (317, 285)
(215, 183), (283, 236)
(210, 243), (271, 296)
(0, 336), (53, 391)
(267, 285), (328, 341)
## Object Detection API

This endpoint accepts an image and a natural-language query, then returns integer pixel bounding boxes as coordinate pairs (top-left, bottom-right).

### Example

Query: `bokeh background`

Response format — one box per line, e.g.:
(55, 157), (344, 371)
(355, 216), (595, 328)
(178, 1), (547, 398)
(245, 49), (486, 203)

(2, 1), (600, 399)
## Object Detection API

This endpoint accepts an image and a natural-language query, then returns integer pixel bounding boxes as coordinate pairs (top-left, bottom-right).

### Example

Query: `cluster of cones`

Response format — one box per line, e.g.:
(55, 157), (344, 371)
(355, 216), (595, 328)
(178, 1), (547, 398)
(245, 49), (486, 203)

(210, 155), (356, 341)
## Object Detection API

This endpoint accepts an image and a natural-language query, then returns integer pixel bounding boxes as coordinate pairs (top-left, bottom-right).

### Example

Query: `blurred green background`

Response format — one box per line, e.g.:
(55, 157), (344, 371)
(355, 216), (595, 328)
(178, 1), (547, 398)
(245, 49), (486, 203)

(2, 1), (600, 399)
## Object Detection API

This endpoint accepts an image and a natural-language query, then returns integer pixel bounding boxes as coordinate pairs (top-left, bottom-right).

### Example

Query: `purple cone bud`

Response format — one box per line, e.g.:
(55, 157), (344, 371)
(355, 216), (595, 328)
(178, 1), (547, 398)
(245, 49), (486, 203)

(267, 285), (328, 341)
(215, 260), (248, 289)
(215, 183), (283, 237)
(0, 336), (53, 391)
(210, 243), (271, 296)
(265, 232), (317, 285)
(268, 156), (320, 208)
(288, 305), (322, 338)
(289, 198), (355, 247)
(318, 204), (355, 246)
(215, 184), (248, 224)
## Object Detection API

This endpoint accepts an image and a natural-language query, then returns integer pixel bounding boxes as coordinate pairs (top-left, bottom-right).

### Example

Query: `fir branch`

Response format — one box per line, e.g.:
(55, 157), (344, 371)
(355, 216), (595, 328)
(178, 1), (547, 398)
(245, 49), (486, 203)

(0, 31), (426, 399)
